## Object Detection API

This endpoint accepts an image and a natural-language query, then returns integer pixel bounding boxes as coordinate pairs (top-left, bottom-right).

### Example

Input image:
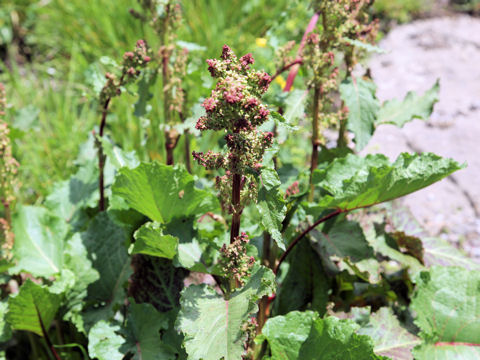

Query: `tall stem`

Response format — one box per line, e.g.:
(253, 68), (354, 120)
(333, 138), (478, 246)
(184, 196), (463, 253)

(98, 97), (111, 212)
(184, 131), (191, 173)
(36, 305), (62, 360)
(338, 50), (353, 148)
(308, 86), (321, 201)
(230, 173), (242, 244)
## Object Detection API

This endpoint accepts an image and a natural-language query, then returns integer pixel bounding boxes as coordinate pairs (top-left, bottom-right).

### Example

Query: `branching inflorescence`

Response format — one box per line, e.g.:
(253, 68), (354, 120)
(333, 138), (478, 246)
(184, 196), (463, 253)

(97, 40), (151, 211)
(0, 84), (18, 258)
(193, 46), (273, 285)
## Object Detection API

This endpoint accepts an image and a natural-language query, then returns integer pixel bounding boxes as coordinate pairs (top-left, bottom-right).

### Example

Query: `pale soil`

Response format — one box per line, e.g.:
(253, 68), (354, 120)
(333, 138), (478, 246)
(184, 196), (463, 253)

(366, 14), (480, 259)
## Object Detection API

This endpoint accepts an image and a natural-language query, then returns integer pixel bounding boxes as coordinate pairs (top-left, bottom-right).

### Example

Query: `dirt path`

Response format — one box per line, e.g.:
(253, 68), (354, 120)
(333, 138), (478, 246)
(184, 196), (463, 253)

(366, 14), (480, 258)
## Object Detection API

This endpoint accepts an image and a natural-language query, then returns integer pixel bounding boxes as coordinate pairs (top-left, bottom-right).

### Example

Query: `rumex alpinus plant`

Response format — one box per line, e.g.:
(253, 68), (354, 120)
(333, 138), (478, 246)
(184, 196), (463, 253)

(2, 1), (479, 360)
(131, 0), (191, 167)
(192, 45), (273, 289)
(96, 39), (150, 210)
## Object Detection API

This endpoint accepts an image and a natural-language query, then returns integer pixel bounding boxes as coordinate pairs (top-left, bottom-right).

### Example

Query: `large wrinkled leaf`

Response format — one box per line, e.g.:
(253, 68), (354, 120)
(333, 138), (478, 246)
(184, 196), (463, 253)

(422, 236), (480, 270)
(412, 266), (480, 343)
(298, 317), (387, 359)
(45, 159), (98, 222)
(112, 162), (218, 223)
(6, 280), (61, 336)
(370, 224), (423, 274)
(257, 311), (320, 359)
(340, 77), (379, 150)
(11, 205), (67, 277)
(177, 266), (276, 360)
(377, 81), (439, 127)
(273, 240), (329, 316)
(134, 69), (156, 118)
(130, 256), (187, 312)
(122, 303), (174, 360)
(258, 311), (386, 359)
(386, 206), (480, 270)
(100, 137), (140, 170)
(311, 153), (463, 213)
(358, 308), (420, 359)
(257, 168), (287, 250)
(88, 321), (124, 360)
(82, 212), (131, 305)
(133, 222), (178, 259)
(413, 343), (480, 360)
(62, 234), (100, 333)
(312, 220), (374, 262)
(283, 89), (307, 124)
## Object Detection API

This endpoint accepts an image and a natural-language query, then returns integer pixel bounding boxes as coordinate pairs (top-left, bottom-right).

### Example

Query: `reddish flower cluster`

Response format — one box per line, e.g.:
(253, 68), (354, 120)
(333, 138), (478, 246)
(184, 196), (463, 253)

(192, 45), (274, 214)
(100, 40), (151, 104)
(219, 232), (255, 285)
(0, 84), (18, 257)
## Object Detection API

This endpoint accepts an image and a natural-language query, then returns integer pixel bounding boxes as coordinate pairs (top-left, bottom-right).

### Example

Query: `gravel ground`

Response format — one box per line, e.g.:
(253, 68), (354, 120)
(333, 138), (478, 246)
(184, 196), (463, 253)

(365, 14), (480, 259)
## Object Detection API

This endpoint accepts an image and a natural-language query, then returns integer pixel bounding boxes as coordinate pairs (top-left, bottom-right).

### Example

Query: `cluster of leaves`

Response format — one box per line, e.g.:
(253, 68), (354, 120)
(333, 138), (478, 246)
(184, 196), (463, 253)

(0, 1), (478, 360)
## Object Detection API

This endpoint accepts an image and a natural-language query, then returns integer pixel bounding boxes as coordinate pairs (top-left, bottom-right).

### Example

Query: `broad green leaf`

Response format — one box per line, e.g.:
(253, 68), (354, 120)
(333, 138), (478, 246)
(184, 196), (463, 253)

(276, 89), (307, 143)
(133, 222), (178, 259)
(88, 321), (124, 360)
(134, 69), (156, 118)
(0, 301), (11, 342)
(177, 266), (276, 360)
(11, 205), (67, 277)
(82, 212), (131, 305)
(257, 311), (319, 359)
(62, 234), (100, 333)
(283, 89), (307, 124)
(312, 220), (374, 262)
(377, 81), (439, 127)
(257, 168), (287, 250)
(311, 153), (463, 213)
(100, 137), (140, 170)
(273, 240), (329, 316)
(340, 77), (379, 150)
(270, 111), (299, 132)
(258, 311), (386, 359)
(122, 303), (174, 360)
(369, 224), (423, 274)
(45, 159), (98, 222)
(6, 280), (61, 336)
(130, 256), (187, 312)
(298, 317), (387, 359)
(386, 205), (480, 270)
(413, 343), (480, 360)
(422, 236), (480, 270)
(412, 266), (480, 344)
(112, 162), (218, 223)
(358, 308), (420, 359)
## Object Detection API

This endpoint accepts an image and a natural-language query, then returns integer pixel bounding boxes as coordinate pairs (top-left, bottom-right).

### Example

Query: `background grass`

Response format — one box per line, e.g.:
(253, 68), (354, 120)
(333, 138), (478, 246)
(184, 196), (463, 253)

(0, 0), (431, 203)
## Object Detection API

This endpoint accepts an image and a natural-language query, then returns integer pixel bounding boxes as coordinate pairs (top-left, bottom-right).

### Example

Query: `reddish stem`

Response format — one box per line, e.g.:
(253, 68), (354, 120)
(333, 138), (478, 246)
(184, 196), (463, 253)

(35, 304), (62, 360)
(230, 173), (242, 244)
(271, 59), (303, 82)
(435, 342), (480, 347)
(283, 12), (320, 92)
(274, 209), (343, 275)
(98, 98), (111, 212)
(308, 86), (321, 201)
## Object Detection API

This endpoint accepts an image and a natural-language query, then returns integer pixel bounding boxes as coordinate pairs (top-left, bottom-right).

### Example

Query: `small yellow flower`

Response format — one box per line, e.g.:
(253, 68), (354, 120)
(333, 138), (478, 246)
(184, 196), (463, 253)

(255, 38), (267, 48)
(275, 76), (287, 90)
